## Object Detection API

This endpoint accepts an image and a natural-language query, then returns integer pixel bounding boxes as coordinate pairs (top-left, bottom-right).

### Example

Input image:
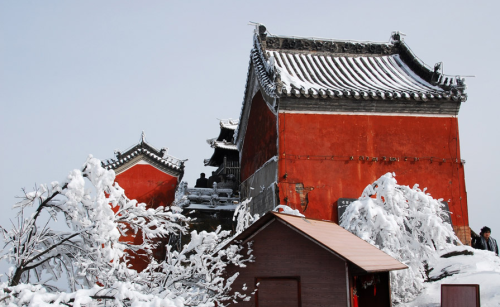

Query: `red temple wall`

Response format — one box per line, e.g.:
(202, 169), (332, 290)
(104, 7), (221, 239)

(114, 164), (178, 209)
(114, 163), (179, 271)
(240, 91), (278, 182)
(277, 113), (468, 234)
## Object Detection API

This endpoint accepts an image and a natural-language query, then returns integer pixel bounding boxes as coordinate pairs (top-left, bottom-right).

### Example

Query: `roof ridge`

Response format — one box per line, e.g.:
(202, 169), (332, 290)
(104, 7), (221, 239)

(272, 211), (335, 223)
(266, 34), (392, 46)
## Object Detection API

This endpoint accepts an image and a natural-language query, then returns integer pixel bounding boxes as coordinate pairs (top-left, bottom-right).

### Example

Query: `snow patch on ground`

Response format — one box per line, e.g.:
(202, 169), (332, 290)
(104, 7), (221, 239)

(409, 246), (500, 306)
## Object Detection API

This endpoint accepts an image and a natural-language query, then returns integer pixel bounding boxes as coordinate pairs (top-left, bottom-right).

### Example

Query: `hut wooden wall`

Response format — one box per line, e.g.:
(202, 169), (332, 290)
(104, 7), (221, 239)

(226, 220), (348, 307)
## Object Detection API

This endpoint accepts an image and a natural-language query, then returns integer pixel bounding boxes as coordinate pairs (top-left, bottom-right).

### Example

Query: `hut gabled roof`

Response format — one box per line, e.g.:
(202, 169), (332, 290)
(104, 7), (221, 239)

(102, 132), (184, 178)
(231, 211), (407, 273)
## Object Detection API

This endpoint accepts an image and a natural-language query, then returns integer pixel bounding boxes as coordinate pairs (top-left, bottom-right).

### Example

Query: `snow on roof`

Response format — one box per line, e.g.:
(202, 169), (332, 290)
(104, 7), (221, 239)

(231, 211), (408, 273)
(208, 140), (238, 151)
(219, 119), (239, 130)
(102, 133), (184, 176)
(234, 26), (468, 146)
(252, 30), (466, 101)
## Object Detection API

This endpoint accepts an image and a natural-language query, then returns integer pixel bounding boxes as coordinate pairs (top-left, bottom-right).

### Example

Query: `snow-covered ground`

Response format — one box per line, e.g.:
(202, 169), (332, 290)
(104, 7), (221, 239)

(409, 246), (500, 306)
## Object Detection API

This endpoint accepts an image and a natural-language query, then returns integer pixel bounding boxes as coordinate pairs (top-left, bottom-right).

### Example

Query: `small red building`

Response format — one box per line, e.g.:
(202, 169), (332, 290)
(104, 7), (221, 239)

(226, 211), (407, 307)
(236, 25), (470, 244)
(102, 133), (185, 271)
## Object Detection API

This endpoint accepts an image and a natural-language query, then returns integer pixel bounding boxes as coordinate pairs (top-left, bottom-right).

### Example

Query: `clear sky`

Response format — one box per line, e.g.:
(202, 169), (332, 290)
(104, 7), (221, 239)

(1, 1), (498, 235)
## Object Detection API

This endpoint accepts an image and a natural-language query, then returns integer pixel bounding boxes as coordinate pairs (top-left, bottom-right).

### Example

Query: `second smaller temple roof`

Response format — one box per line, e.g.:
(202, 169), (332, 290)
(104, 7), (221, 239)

(102, 132), (184, 178)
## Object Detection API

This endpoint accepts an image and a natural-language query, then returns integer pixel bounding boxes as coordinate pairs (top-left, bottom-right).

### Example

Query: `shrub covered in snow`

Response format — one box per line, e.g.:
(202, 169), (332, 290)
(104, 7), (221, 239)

(340, 172), (459, 304)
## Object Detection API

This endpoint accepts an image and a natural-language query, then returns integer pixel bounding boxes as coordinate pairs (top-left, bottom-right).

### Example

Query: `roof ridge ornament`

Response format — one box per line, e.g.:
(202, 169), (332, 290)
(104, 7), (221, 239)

(251, 34), (278, 98)
(160, 147), (169, 158)
(390, 31), (406, 43)
(258, 24), (267, 41)
(431, 62), (443, 85)
(140, 131), (146, 144)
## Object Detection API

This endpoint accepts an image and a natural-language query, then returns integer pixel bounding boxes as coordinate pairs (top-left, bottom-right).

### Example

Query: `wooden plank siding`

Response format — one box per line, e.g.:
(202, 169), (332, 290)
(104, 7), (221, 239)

(441, 284), (480, 307)
(255, 277), (301, 307)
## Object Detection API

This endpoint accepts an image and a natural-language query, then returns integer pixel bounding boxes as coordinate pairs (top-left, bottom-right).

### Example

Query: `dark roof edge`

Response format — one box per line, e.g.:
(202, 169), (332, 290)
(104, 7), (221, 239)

(101, 135), (185, 176)
(396, 39), (466, 95)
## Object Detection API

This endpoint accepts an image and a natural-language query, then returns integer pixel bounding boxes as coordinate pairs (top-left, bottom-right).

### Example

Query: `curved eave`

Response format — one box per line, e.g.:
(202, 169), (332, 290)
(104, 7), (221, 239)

(250, 33), (467, 103)
(216, 127), (237, 143)
(204, 147), (239, 167)
(220, 119), (239, 130)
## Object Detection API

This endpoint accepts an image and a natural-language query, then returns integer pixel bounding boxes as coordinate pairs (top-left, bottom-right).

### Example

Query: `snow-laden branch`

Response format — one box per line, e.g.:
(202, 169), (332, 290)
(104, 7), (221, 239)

(0, 164), (257, 306)
(1, 155), (190, 290)
(340, 172), (459, 304)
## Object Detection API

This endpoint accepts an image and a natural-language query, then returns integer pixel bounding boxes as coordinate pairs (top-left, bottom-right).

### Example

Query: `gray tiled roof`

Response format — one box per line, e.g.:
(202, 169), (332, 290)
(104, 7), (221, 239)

(102, 133), (184, 176)
(252, 27), (467, 102)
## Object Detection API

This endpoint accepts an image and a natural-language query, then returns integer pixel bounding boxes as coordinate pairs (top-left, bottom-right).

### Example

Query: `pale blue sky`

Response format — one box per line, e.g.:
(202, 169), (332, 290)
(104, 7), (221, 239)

(1, 1), (498, 234)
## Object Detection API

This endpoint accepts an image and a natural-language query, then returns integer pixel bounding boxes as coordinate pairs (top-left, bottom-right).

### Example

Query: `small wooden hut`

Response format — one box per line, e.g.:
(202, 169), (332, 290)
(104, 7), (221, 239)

(226, 212), (407, 307)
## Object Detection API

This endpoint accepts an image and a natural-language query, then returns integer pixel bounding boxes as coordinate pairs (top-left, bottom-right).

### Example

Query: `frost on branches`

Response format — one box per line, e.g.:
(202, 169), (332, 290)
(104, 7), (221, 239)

(232, 198), (259, 236)
(0, 157), (254, 306)
(340, 173), (459, 304)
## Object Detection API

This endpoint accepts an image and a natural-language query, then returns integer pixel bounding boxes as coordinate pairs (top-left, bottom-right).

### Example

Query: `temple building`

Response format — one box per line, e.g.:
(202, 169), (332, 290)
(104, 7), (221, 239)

(102, 132), (185, 270)
(204, 119), (240, 185)
(175, 119), (241, 232)
(236, 25), (470, 244)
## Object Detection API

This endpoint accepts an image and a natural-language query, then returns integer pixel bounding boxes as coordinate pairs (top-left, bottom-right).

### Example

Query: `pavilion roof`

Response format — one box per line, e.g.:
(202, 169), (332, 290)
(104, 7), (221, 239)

(102, 132), (184, 177)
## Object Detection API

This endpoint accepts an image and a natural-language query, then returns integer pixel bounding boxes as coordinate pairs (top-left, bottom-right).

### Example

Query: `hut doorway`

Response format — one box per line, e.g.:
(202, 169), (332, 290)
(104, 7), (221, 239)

(354, 272), (391, 307)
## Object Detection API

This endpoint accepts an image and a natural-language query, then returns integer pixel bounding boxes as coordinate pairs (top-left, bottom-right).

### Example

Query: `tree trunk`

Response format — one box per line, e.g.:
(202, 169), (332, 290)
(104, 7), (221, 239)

(9, 267), (23, 286)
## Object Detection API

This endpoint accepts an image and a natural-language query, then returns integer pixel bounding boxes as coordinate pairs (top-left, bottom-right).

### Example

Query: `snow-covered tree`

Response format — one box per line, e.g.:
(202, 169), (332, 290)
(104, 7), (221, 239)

(124, 197), (256, 306)
(0, 157), (254, 306)
(340, 172), (459, 304)
(0, 155), (190, 290)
